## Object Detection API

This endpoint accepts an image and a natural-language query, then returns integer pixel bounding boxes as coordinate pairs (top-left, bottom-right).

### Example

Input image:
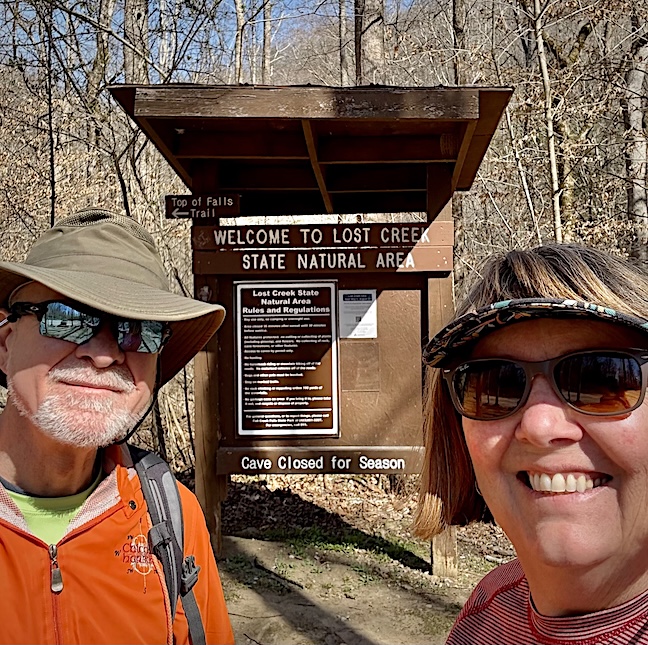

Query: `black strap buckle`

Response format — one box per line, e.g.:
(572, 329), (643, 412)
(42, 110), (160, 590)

(181, 555), (201, 594)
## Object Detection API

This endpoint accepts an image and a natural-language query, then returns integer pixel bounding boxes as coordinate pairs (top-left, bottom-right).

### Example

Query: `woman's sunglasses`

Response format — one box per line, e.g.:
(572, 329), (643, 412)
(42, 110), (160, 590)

(2, 300), (171, 354)
(443, 348), (648, 420)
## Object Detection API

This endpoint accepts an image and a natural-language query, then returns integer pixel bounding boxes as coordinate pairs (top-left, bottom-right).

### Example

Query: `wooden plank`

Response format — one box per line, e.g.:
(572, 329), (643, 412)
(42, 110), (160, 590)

(326, 164), (426, 192)
(427, 274), (455, 337)
(426, 164), (453, 223)
(238, 191), (326, 215)
(131, 86), (481, 120)
(434, 199), (453, 223)
(174, 130), (309, 159)
(451, 120), (478, 192)
(318, 135), (459, 164)
(137, 116), (193, 187)
(455, 88), (513, 190)
(192, 221), (454, 249)
(330, 192), (427, 214)
(220, 162), (319, 190)
(227, 190), (429, 215)
(193, 246), (453, 274)
(302, 120), (334, 213)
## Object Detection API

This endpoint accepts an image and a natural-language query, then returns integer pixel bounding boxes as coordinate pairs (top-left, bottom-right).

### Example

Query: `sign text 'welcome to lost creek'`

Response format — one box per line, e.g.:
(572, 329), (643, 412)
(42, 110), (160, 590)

(192, 222), (453, 274)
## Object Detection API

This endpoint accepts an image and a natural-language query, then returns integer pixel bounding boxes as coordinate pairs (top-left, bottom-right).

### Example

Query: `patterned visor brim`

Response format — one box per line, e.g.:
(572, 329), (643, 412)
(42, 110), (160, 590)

(423, 297), (648, 368)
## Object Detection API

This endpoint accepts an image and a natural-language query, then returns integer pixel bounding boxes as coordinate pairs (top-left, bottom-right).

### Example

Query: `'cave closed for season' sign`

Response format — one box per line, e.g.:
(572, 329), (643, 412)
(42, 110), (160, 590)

(235, 281), (339, 437)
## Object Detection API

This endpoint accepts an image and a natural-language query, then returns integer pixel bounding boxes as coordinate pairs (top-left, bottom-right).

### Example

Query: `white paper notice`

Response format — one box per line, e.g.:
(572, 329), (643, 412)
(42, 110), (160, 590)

(339, 290), (377, 338)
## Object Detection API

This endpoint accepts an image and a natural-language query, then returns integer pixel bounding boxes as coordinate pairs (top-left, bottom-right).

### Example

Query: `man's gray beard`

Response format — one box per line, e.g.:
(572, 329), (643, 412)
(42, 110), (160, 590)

(8, 366), (148, 449)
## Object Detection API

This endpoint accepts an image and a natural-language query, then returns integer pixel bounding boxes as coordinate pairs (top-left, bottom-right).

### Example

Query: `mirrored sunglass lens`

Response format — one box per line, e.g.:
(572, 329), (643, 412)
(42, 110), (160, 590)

(556, 352), (642, 413)
(42, 302), (100, 344)
(117, 320), (164, 353)
(453, 360), (527, 419)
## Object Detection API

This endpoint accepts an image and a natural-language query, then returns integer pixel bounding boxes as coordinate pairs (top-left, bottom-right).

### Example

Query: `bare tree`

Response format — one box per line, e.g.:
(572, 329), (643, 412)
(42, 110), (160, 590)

(354, 0), (385, 84)
(452, 0), (467, 289)
(622, 10), (648, 263)
(339, 0), (351, 85)
(234, 0), (246, 83)
(123, 0), (150, 83)
(532, 0), (562, 242)
(262, 0), (272, 83)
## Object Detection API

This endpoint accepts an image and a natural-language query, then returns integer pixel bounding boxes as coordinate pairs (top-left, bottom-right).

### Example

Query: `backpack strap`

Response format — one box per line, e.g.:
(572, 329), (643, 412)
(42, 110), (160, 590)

(130, 446), (207, 645)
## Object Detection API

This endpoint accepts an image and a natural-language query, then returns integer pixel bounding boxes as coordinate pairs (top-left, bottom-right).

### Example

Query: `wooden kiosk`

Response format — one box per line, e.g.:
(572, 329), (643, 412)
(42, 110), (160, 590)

(110, 85), (512, 572)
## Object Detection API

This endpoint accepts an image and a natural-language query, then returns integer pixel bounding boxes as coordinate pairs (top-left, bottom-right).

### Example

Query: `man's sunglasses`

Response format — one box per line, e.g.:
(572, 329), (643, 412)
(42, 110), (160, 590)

(2, 300), (171, 354)
(442, 348), (648, 421)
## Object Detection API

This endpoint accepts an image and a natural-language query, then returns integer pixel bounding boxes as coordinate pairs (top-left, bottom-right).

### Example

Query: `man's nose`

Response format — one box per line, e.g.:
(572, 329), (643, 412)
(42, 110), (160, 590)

(75, 323), (125, 368)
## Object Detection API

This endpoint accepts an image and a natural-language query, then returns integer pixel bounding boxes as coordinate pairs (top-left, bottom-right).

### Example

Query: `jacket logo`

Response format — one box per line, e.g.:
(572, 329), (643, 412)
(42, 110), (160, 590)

(116, 533), (154, 575)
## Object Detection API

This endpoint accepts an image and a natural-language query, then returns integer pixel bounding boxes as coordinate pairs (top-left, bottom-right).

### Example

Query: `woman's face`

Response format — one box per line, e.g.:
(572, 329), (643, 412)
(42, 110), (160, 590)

(462, 318), (648, 581)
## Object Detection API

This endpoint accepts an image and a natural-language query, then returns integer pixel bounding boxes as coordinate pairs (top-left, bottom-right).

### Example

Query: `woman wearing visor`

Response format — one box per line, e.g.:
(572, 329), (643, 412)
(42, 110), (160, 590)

(414, 244), (648, 644)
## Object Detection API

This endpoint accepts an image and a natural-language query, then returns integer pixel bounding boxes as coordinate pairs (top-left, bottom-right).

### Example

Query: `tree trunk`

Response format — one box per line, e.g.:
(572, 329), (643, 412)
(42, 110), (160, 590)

(123, 0), (149, 83)
(354, 0), (384, 84)
(339, 0), (351, 85)
(44, 2), (55, 226)
(452, 0), (466, 288)
(234, 0), (245, 83)
(88, 0), (117, 110)
(623, 11), (648, 264)
(354, 0), (363, 83)
(533, 0), (562, 242)
(262, 0), (272, 84)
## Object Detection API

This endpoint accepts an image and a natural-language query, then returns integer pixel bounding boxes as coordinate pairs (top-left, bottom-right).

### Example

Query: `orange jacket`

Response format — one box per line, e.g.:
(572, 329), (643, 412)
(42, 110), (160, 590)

(0, 444), (234, 645)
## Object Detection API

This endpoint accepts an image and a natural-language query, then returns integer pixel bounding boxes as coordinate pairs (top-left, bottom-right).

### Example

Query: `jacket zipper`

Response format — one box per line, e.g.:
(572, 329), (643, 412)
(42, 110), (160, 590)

(49, 544), (64, 592)
(49, 544), (63, 644)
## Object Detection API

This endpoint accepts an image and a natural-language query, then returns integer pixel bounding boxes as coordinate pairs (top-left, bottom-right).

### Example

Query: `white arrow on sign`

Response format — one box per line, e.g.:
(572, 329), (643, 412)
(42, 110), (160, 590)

(171, 208), (189, 218)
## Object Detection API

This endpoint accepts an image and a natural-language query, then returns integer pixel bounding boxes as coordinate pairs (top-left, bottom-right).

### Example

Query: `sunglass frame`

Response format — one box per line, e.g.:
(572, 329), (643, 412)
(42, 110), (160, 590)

(442, 347), (648, 421)
(8, 300), (171, 354)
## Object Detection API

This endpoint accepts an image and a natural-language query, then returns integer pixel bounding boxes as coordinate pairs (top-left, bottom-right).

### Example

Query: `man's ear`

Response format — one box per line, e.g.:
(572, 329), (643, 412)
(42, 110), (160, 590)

(0, 308), (12, 375)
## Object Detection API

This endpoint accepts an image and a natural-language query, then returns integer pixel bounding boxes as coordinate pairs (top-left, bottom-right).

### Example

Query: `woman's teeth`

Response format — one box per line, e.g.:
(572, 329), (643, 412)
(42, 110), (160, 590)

(527, 472), (610, 493)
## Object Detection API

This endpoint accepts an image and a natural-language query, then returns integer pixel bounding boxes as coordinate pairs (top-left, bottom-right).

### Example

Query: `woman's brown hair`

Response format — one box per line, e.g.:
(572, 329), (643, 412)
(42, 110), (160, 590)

(413, 243), (648, 539)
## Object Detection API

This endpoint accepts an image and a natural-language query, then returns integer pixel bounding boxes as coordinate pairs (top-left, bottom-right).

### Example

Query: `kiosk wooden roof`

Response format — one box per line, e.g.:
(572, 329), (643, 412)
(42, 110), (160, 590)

(109, 84), (512, 219)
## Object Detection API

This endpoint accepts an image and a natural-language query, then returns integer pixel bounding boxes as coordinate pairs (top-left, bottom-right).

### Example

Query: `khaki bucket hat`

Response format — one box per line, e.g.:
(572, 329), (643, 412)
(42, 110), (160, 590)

(0, 208), (225, 387)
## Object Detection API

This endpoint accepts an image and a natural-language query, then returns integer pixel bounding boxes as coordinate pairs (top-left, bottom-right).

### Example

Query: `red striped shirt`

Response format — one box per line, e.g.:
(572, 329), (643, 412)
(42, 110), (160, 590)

(447, 559), (648, 644)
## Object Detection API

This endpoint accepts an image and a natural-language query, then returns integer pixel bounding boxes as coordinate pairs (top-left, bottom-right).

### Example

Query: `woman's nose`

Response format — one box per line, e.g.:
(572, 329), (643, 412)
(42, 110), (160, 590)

(514, 375), (584, 446)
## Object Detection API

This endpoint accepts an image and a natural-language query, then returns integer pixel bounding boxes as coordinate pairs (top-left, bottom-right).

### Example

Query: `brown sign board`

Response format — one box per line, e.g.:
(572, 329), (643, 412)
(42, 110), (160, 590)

(165, 194), (240, 218)
(236, 281), (339, 437)
(207, 277), (431, 476)
(193, 221), (453, 249)
(192, 221), (453, 275)
(192, 223), (452, 475)
(196, 247), (451, 274)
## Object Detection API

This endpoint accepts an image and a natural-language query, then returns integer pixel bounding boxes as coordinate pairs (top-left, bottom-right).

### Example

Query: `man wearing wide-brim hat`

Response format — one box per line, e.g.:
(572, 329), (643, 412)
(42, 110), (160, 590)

(0, 209), (234, 644)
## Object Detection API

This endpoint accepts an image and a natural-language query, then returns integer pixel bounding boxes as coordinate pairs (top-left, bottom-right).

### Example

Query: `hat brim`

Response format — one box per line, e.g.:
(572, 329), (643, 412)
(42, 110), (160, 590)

(423, 298), (648, 368)
(0, 263), (225, 387)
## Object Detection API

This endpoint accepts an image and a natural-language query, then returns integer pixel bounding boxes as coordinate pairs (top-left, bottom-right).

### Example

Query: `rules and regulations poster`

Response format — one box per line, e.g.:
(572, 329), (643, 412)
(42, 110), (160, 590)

(235, 281), (339, 436)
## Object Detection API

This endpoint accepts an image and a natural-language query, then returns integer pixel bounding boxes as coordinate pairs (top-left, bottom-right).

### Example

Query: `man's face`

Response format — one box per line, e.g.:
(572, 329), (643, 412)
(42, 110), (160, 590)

(0, 283), (158, 448)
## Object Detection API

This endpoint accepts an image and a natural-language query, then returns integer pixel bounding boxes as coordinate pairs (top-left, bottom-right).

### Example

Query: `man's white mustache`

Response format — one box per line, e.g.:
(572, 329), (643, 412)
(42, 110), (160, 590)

(49, 365), (135, 393)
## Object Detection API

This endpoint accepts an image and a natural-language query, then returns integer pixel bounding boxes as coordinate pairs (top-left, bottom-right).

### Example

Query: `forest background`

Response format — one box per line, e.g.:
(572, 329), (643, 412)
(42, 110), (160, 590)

(0, 0), (647, 468)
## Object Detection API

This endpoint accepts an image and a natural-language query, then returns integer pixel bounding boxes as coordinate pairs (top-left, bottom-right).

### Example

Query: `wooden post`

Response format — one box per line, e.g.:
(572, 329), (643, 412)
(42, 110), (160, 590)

(427, 195), (458, 578)
(194, 324), (228, 557)
(432, 526), (458, 578)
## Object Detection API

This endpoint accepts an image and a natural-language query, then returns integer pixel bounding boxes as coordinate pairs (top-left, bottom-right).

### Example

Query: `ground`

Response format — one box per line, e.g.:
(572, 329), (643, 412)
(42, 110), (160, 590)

(217, 474), (515, 645)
